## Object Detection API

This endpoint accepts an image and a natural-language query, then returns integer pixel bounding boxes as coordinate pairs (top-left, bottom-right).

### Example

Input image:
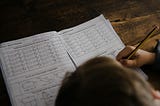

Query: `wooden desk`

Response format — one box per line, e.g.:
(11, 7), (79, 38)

(1, 0), (160, 105)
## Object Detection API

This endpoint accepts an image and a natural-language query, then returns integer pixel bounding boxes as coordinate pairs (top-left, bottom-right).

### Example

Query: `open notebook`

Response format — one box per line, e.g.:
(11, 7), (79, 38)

(0, 15), (146, 106)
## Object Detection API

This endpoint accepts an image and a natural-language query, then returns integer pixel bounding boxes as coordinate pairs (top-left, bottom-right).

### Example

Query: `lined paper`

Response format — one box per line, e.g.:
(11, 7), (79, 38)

(59, 15), (124, 66)
(0, 32), (75, 106)
(0, 15), (147, 106)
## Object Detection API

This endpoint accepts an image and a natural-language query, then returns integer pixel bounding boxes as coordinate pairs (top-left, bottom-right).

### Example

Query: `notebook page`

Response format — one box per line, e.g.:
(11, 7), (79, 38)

(59, 15), (124, 66)
(0, 32), (75, 106)
(59, 15), (147, 79)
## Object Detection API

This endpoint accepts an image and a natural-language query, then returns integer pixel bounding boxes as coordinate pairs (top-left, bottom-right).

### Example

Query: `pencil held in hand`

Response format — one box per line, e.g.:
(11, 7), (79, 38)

(127, 25), (159, 59)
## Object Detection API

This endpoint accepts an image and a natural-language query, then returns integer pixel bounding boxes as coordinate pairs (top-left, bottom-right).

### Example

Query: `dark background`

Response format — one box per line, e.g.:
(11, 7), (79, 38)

(1, 0), (160, 105)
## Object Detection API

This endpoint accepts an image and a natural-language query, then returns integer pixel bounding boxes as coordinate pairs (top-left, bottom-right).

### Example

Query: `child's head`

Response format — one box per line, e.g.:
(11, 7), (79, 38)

(55, 57), (159, 106)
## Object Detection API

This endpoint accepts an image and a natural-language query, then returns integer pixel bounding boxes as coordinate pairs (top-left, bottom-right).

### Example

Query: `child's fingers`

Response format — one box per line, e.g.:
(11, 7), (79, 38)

(119, 59), (137, 67)
(116, 46), (135, 61)
(152, 90), (160, 99)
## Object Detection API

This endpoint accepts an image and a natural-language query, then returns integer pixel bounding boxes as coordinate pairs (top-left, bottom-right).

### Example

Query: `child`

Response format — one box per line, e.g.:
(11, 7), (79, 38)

(117, 40), (160, 69)
(55, 41), (160, 106)
(116, 45), (156, 67)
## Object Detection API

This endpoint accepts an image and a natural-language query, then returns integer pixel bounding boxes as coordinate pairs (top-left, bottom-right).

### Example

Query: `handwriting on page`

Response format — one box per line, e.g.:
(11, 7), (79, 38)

(0, 33), (75, 106)
(60, 15), (124, 66)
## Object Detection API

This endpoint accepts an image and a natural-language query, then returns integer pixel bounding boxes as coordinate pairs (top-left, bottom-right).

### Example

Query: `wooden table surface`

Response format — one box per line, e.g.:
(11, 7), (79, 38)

(1, 0), (160, 105)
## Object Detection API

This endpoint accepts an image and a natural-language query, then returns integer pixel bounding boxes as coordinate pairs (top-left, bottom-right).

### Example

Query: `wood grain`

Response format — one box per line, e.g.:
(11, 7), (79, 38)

(1, 0), (160, 105)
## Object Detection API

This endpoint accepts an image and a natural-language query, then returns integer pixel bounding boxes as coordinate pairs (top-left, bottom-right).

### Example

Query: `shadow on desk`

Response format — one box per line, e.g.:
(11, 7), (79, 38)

(142, 65), (160, 90)
(1, 0), (160, 105)
(0, 69), (11, 106)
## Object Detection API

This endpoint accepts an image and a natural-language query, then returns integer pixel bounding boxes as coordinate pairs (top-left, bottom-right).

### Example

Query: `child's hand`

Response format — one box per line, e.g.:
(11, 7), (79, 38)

(116, 46), (156, 67)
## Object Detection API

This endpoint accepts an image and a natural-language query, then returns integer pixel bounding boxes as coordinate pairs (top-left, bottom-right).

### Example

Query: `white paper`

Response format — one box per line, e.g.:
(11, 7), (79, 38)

(59, 15), (124, 66)
(0, 32), (75, 106)
(0, 15), (147, 106)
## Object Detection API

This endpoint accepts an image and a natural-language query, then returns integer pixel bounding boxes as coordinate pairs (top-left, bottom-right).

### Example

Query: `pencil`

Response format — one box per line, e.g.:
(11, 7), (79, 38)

(127, 25), (159, 59)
